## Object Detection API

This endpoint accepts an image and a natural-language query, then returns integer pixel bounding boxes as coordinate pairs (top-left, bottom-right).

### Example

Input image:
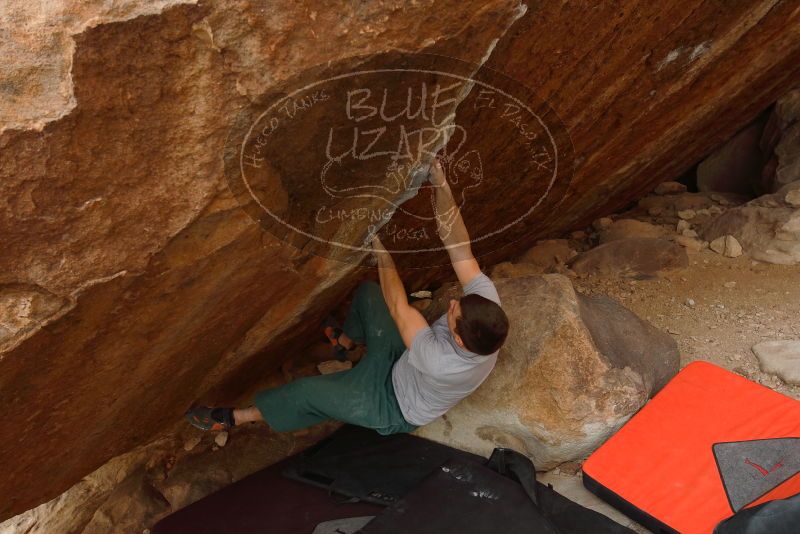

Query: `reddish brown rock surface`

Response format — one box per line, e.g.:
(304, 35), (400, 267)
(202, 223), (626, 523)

(1, 0), (799, 520)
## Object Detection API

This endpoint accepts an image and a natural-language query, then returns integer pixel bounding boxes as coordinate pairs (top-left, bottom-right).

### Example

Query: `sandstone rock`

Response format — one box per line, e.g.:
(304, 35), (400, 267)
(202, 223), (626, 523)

(0, 437), (178, 534)
(214, 432), (229, 448)
(786, 189), (800, 207)
(593, 217), (614, 230)
(752, 340), (800, 385)
(678, 209), (697, 220)
(556, 461), (582, 476)
(676, 220), (691, 233)
(4, 0), (800, 520)
(639, 192), (733, 215)
(570, 238), (689, 277)
(81, 472), (169, 534)
(654, 181), (687, 195)
(415, 275), (679, 469)
(711, 193), (733, 205)
(0, 284), (69, 352)
(709, 235), (743, 258)
(517, 239), (577, 270)
(0, 0), (526, 518)
(492, 240), (576, 278)
(772, 89), (800, 191)
(570, 230), (587, 240)
(155, 427), (296, 511)
(708, 205), (725, 215)
(702, 182), (800, 264)
(182, 437), (201, 452)
(776, 89), (800, 130)
(697, 117), (767, 195)
(599, 219), (664, 243)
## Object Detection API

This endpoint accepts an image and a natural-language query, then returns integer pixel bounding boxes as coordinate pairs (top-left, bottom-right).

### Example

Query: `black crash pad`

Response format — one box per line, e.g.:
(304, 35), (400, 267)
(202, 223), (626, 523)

(151, 456), (381, 534)
(154, 426), (633, 534)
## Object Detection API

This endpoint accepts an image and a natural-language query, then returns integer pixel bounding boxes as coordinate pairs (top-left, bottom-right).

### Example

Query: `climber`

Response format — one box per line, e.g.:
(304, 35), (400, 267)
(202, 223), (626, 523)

(186, 157), (509, 435)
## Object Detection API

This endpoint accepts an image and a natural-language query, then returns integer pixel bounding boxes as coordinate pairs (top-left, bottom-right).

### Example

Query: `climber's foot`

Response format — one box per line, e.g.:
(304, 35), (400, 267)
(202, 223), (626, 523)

(323, 319), (356, 360)
(185, 406), (234, 431)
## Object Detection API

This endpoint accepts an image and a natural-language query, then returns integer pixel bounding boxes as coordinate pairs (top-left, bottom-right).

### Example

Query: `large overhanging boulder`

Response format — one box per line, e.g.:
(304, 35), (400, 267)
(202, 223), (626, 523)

(2, 0), (799, 519)
(415, 275), (679, 469)
(0, 0), (527, 518)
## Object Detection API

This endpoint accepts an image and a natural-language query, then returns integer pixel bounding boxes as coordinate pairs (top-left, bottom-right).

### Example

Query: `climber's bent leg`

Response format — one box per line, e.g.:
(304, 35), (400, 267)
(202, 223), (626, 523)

(253, 281), (414, 434)
(342, 281), (404, 349)
(252, 364), (415, 435)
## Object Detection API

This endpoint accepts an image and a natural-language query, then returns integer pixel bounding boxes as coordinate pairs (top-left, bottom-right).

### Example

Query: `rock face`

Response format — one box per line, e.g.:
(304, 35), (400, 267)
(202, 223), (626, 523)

(2, 0), (800, 520)
(415, 275), (679, 469)
(774, 91), (800, 188)
(701, 181), (800, 264)
(0, 0), (527, 519)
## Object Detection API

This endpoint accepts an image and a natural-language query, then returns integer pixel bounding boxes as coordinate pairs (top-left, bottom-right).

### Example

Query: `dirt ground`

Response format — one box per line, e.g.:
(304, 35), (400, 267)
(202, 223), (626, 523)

(572, 248), (800, 400)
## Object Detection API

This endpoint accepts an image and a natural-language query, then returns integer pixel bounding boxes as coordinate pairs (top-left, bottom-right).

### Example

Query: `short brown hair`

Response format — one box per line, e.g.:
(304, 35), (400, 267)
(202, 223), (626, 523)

(455, 294), (509, 355)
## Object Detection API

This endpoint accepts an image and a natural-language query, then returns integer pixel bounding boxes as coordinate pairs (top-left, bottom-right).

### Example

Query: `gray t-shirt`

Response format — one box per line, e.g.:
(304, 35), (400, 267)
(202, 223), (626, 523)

(391, 273), (501, 426)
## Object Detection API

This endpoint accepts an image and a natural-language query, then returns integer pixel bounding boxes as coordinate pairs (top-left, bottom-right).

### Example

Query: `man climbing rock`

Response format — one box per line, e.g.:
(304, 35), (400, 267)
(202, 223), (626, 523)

(186, 157), (509, 434)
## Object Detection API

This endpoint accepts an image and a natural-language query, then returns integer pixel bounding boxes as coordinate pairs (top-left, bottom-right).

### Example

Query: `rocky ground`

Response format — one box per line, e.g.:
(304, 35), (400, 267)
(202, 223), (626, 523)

(574, 252), (800, 400)
(565, 182), (800, 401)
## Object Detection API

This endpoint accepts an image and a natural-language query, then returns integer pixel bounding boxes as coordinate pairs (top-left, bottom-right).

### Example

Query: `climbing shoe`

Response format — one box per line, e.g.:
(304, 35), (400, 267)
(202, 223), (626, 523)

(323, 317), (356, 361)
(185, 406), (234, 431)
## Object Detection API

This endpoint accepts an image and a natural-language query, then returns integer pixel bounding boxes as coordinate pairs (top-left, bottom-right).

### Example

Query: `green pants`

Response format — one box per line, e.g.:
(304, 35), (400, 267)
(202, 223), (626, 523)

(254, 282), (417, 435)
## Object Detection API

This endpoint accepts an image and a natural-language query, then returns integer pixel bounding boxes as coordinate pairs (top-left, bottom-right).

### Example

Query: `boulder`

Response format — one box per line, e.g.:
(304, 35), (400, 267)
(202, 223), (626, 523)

(599, 219), (664, 243)
(415, 275), (680, 469)
(518, 239), (578, 268)
(570, 230), (588, 240)
(593, 217), (614, 230)
(701, 181), (800, 264)
(492, 239), (577, 278)
(570, 238), (689, 277)
(674, 235), (706, 252)
(654, 181), (688, 195)
(752, 340), (800, 385)
(0, 0), (526, 518)
(492, 261), (553, 279)
(709, 235), (743, 258)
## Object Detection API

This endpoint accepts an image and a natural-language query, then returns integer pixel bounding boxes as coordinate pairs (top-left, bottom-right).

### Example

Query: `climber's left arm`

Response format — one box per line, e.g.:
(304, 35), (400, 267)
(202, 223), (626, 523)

(429, 157), (482, 287)
(372, 236), (428, 348)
